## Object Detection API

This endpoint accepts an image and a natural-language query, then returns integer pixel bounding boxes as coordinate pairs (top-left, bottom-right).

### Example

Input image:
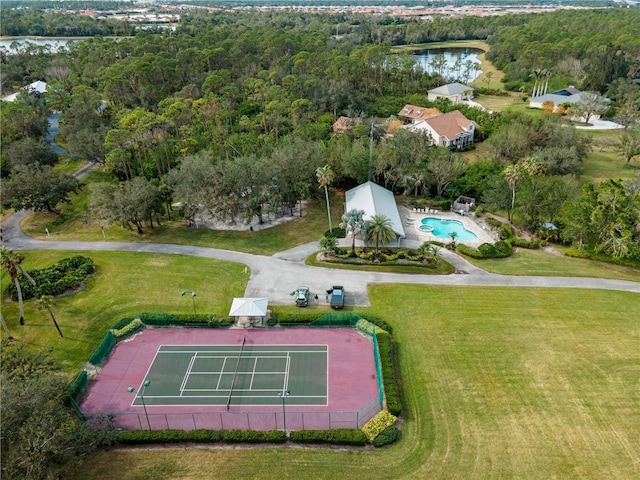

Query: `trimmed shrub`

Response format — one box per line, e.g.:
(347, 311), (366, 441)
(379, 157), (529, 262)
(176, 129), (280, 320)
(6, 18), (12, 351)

(113, 318), (144, 339)
(359, 315), (392, 334)
(498, 224), (514, 240)
(288, 429), (367, 446)
(110, 316), (136, 331)
(362, 410), (397, 442)
(115, 429), (286, 445)
(373, 426), (401, 447)
(486, 217), (502, 228)
(68, 370), (89, 402)
(376, 330), (401, 416)
(510, 238), (541, 249)
(458, 241), (513, 259)
(324, 227), (346, 238)
(457, 243), (485, 259)
(494, 240), (513, 257)
(356, 318), (376, 336)
(138, 312), (230, 327)
(7, 255), (95, 300)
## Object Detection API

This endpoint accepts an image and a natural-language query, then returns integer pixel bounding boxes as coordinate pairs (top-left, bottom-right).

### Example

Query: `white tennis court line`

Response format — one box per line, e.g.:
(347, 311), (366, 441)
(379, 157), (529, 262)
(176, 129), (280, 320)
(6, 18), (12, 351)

(216, 357), (229, 390)
(179, 351), (197, 397)
(158, 349), (326, 355)
(249, 357), (257, 389)
(139, 344), (329, 406)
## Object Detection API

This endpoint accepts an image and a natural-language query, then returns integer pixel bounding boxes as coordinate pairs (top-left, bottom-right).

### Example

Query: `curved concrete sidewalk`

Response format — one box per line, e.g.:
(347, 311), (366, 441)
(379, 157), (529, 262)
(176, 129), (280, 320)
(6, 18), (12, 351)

(2, 155), (638, 307)
(3, 224), (639, 307)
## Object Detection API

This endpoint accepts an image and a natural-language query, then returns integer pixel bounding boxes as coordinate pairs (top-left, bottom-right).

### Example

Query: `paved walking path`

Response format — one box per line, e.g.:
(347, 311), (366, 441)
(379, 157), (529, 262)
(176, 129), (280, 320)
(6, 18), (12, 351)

(2, 209), (638, 307)
(2, 156), (638, 305)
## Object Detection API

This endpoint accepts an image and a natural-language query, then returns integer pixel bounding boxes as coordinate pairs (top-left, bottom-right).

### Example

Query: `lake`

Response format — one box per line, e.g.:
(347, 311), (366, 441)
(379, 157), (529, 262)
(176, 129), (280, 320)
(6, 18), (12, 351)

(412, 47), (483, 82)
(0, 37), (84, 53)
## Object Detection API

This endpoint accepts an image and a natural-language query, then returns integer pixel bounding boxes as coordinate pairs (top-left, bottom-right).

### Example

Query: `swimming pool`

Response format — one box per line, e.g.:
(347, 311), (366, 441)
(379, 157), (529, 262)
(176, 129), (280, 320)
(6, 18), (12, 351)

(419, 217), (478, 241)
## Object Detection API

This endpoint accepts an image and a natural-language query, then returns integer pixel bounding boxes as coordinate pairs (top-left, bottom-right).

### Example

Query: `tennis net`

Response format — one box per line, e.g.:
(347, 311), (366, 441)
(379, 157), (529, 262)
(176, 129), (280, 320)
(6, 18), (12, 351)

(226, 335), (247, 410)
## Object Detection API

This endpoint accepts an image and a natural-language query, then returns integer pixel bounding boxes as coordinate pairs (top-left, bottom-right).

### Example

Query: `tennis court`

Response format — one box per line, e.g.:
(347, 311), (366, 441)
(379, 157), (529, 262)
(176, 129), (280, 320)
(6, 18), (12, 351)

(135, 342), (327, 407)
(80, 328), (381, 431)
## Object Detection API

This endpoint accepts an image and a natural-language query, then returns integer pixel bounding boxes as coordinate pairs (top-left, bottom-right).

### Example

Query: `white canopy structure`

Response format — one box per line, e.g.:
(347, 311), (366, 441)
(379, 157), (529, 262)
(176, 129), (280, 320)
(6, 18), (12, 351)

(345, 181), (405, 244)
(229, 298), (269, 317)
(229, 297), (269, 327)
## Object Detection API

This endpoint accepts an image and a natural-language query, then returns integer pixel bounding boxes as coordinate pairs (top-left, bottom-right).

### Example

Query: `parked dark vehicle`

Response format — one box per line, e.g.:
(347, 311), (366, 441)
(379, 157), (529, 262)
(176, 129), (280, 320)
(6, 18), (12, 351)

(296, 286), (309, 307)
(330, 286), (344, 309)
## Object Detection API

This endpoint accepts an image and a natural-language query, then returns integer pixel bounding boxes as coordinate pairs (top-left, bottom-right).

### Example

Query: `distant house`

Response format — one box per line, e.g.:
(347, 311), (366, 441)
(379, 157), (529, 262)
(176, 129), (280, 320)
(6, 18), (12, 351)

(332, 116), (362, 134)
(1, 80), (48, 102)
(397, 104), (441, 124)
(404, 110), (476, 149)
(427, 83), (474, 104)
(345, 181), (405, 245)
(530, 86), (611, 120)
(529, 85), (583, 110)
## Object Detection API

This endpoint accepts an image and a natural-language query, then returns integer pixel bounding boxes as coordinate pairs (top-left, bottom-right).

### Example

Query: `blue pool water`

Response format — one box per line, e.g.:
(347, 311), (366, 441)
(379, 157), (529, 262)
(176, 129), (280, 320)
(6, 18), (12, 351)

(419, 217), (478, 241)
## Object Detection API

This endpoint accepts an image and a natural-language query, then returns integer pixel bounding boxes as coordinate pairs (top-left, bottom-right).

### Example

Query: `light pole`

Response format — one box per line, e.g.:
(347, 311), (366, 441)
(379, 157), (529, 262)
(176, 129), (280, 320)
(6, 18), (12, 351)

(278, 390), (290, 434)
(128, 380), (152, 430)
(180, 291), (197, 319)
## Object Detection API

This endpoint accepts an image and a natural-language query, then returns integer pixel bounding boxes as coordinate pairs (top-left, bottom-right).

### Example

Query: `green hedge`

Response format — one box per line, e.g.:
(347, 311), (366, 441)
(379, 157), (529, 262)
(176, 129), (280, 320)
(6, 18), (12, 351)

(7, 255), (95, 301)
(116, 429), (366, 445)
(358, 314), (392, 334)
(509, 238), (541, 249)
(116, 429), (287, 444)
(373, 426), (401, 447)
(485, 217), (502, 228)
(324, 227), (346, 238)
(68, 370), (89, 403)
(112, 318), (144, 339)
(361, 410), (397, 442)
(288, 429), (367, 446)
(376, 330), (401, 416)
(458, 241), (513, 259)
(138, 311), (233, 327)
(88, 331), (117, 367)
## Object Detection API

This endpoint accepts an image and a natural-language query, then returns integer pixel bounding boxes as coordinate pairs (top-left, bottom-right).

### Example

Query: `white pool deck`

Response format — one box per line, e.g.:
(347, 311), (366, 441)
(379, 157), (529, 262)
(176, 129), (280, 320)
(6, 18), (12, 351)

(398, 205), (496, 248)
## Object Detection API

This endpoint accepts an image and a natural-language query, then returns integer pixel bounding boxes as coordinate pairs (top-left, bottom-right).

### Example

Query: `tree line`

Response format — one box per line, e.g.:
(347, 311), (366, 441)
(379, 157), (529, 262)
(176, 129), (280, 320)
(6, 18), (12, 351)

(1, 9), (639, 262)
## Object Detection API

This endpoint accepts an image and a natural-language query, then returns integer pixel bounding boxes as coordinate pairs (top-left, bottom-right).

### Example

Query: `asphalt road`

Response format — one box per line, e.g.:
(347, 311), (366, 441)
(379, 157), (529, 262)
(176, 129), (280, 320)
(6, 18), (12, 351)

(2, 208), (639, 307)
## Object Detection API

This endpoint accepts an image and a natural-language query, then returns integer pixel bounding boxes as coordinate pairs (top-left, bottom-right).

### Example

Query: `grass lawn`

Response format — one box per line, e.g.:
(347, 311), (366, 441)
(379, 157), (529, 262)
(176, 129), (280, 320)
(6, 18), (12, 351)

(0, 250), (248, 371)
(68, 285), (640, 480)
(462, 247), (640, 282)
(53, 157), (87, 175)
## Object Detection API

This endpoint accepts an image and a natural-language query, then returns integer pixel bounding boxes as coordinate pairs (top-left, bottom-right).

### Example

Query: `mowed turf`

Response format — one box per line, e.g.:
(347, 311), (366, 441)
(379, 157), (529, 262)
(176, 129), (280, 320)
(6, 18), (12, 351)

(0, 250), (247, 371)
(70, 285), (639, 480)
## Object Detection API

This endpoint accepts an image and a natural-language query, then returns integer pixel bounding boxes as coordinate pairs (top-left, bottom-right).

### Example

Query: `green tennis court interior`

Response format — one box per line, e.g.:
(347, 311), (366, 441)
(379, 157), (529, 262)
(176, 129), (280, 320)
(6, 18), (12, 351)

(134, 344), (328, 407)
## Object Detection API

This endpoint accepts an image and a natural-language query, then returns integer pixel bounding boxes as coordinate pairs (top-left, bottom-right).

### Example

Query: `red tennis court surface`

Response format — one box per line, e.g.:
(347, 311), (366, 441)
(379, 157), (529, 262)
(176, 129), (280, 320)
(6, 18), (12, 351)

(80, 328), (381, 431)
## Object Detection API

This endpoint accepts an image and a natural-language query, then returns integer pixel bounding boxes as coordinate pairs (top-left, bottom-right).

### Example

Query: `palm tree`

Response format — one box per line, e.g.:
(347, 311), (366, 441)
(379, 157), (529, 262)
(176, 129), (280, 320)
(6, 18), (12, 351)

(485, 71), (494, 89)
(449, 231), (458, 249)
(529, 68), (542, 98)
(316, 165), (334, 232)
(1, 311), (13, 340)
(365, 214), (396, 259)
(0, 247), (36, 326)
(503, 164), (525, 223)
(37, 295), (63, 338)
(340, 209), (366, 256)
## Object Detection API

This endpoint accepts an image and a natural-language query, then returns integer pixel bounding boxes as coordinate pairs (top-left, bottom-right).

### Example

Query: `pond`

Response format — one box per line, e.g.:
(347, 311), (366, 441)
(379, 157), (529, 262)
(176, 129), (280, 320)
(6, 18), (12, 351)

(0, 37), (83, 53)
(412, 47), (483, 82)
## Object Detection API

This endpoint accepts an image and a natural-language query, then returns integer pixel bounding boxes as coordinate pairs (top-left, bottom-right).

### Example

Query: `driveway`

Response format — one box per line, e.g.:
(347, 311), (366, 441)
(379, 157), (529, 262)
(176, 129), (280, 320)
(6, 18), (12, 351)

(2, 157), (639, 306)
(3, 226), (639, 308)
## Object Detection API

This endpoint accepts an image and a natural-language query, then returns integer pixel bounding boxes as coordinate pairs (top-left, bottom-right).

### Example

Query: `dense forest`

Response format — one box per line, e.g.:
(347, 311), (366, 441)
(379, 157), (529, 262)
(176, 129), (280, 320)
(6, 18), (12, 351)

(1, 8), (639, 261)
